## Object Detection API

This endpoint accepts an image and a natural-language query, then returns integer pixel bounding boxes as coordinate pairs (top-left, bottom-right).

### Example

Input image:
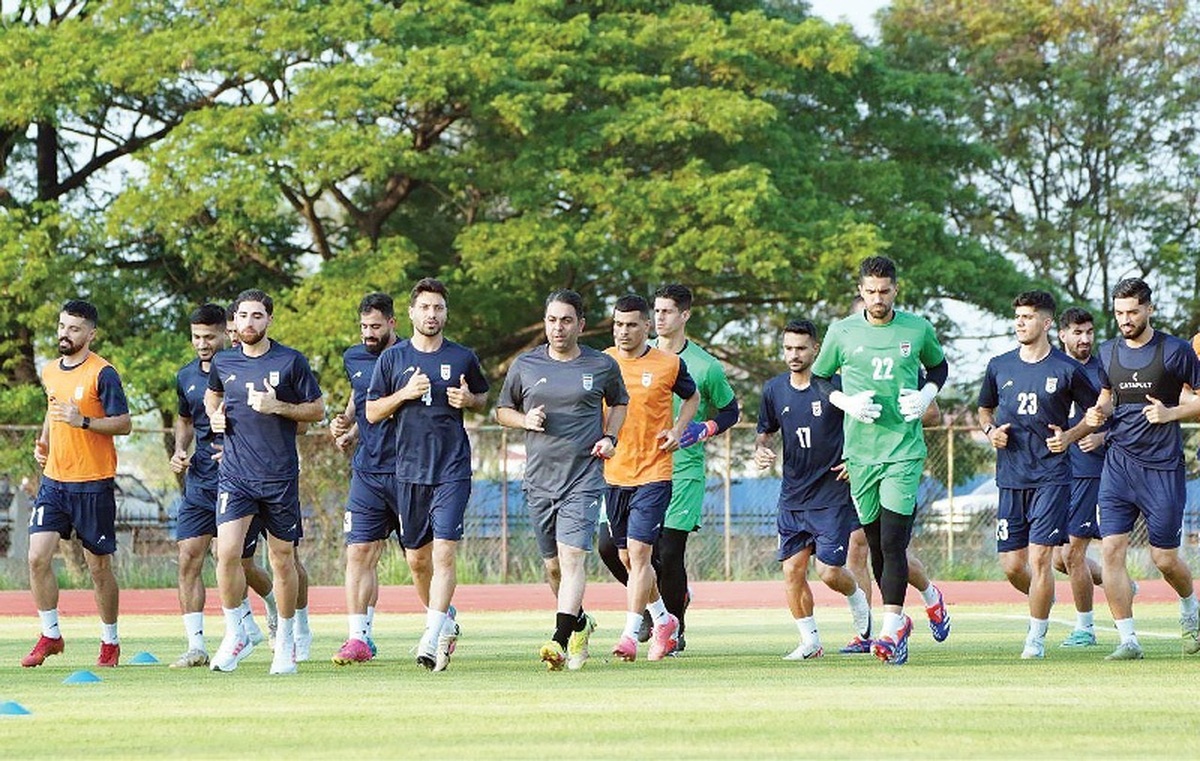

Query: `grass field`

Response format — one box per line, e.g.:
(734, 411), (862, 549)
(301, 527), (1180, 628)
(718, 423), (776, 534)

(1, 605), (1198, 759)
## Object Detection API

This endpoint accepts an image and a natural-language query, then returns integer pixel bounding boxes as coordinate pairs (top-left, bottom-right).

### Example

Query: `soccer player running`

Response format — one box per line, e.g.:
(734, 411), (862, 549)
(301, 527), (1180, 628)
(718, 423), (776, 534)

(754, 320), (872, 660)
(366, 279), (489, 671)
(328, 293), (399, 665)
(23, 300), (132, 668)
(811, 256), (948, 666)
(1083, 278), (1200, 660)
(496, 289), (628, 671)
(169, 303), (277, 668)
(604, 295), (700, 662)
(977, 291), (1099, 659)
(1051, 307), (1109, 648)
(206, 289), (325, 674)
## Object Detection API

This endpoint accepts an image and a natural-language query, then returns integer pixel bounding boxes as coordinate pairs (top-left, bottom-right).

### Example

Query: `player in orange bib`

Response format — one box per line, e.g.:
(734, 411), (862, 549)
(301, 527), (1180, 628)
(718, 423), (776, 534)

(604, 294), (699, 662)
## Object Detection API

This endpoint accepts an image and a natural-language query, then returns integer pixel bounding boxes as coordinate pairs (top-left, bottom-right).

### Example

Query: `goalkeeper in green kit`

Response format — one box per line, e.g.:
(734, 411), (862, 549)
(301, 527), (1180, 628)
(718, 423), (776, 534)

(811, 256), (949, 666)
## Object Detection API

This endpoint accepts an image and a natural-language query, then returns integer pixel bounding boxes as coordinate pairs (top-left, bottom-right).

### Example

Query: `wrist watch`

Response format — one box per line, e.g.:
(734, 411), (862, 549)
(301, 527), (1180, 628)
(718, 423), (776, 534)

(603, 433), (618, 447)
(982, 424), (993, 435)
(81, 416), (91, 430)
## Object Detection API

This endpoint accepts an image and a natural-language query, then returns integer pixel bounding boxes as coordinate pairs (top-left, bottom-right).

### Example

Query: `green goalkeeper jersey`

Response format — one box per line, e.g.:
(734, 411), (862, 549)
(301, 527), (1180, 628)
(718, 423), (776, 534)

(811, 309), (944, 464)
(654, 338), (736, 481)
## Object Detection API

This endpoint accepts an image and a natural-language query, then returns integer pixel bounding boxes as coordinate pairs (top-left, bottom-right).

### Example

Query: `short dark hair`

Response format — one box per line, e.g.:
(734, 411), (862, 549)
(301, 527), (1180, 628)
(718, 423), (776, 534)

(190, 303), (227, 327)
(1112, 277), (1152, 305)
(859, 256), (897, 282)
(614, 294), (650, 319)
(225, 303), (236, 322)
(545, 289), (585, 320)
(410, 278), (448, 306)
(783, 319), (819, 340)
(359, 292), (394, 319)
(1058, 306), (1094, 331)
(61, 299), (98, 327)
(654, 284), (693, 312)
(1012, 290), (1056, 315)
(232, 289), (273, 315)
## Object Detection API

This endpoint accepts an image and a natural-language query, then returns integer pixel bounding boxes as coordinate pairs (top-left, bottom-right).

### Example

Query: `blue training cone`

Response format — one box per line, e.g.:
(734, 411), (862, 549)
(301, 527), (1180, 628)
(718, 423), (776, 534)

(129, 651), (160, 665)
(63, 670), (102, 684)
(0, 701), (32, 716)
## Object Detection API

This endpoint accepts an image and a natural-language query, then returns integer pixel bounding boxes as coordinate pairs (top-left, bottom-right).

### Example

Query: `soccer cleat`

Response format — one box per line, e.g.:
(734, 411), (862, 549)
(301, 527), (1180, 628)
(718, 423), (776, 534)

(566, 613), (597, 671)
(839, 635), (873, 654)
(648, 614), (680, 662)
(636, 610), (653, 644)
(1020, 640), (1045, 659)
(416, 631), (438, 671)
(293, 630), (312, 662)
(270, 638), (298, 674)
(667, 633), (686, 657)
(21, 635), (65, 668)
(783, 642), (824, 661)
(1181, 612), (1200, 655)
(210, 632), (255, 672)
(331, 638), (373, 666)
(539, 640), (566, 671)
(1105, 641), (1144, 661)
(925, 585), (951, 642)
(1060, 629), (1097, 648)
(170, 648), (210, 668)
(366, 637), (378, 658)
(611, 635), (638, 662)
(97, 642), (121, 668)
(873, 615), (914, 666)
(434, 621), (460, 672)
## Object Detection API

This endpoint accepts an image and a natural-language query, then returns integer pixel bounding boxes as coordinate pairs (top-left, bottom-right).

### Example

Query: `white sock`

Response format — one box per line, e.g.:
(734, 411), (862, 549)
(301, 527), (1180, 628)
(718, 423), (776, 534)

(623, 612), (643, 640)
(277, 617), (295, 657)
(846, 588), (871, 636)
(38, 609), (61, 639)
(919, 583), (940, 607)
(348, 613), (369, 643)
(425, 608), (448, 637)
(1076, 610), (1095, 631)
(240, 600), (262, 635)
(881, 611), (904, 639)
(183, 612), (205, 651)
(646, 597), (670, 625)
(1027, 617), (1049, 642)
(1180, 594), (1199, 617)
(1114, 617), (1137, 645)
(262, 590), (278, 618)
(295, 606), (311, 636)
(101, 622), (119, 645)
(222, 606), (243, 639)
(366, 605), (375, 638)
(795, 616), (820, 647)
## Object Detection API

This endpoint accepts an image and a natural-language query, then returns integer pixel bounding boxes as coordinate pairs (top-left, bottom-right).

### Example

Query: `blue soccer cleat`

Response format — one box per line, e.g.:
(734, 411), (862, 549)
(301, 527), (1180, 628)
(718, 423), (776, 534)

(873, 615), (913, 666)
(925, 585), (951, 642)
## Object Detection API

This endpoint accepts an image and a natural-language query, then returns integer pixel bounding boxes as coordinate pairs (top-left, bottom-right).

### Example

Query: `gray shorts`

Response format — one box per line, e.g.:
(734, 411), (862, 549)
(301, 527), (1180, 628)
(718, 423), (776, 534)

(527, 489), (603, 558)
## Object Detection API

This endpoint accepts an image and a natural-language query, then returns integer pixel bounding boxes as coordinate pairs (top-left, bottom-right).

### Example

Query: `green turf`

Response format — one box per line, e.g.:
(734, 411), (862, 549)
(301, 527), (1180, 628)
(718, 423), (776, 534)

(1, 605), (1198, 758)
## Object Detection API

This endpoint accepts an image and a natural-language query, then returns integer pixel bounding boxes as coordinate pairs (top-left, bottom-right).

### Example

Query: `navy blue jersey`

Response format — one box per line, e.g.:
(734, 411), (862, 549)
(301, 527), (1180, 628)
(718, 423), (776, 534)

(978, 347), (1099, 488)
(343, 344), (396, 475)
(757, 373), (850, 510)
(175, 358), (220, 490)
(1096, 331), (1200, 470)
(1067, 354), (1106, 479)
(367, 338), (490, 485)
(208, 340), (323, 481)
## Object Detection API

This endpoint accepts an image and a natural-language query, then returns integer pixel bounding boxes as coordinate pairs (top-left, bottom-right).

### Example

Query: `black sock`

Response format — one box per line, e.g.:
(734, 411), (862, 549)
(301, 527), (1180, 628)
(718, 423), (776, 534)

(554, 613), (575, 647)
(573, 610), (589, 631)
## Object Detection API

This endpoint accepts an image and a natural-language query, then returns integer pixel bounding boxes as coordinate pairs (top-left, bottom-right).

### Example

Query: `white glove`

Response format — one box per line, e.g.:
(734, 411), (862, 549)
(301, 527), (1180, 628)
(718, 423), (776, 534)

(899, 384), (938, 423)
(830, 389), (882, 424)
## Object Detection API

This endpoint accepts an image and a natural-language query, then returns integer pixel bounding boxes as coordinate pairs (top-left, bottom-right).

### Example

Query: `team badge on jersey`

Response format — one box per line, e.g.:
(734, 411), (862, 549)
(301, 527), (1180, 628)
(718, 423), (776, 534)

(811, 401), (822, 416)
(899, 341), (912, 357)
(74, 386), (84, 400)
(268, 371), (280, 386)
(440, 363), (452, 381)
(641, 371), (653, 388)
(582, 373), (594, 391)
(1045, 377), (1058, 393)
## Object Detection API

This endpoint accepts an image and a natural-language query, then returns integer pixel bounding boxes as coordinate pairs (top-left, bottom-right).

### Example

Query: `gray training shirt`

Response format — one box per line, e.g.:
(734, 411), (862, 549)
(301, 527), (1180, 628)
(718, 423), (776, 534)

(498, 344), (629, 500)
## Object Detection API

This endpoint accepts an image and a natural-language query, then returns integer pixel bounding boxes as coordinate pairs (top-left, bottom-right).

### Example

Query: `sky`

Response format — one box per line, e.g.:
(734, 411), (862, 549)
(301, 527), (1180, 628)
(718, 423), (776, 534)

(806, 0), (887, 36)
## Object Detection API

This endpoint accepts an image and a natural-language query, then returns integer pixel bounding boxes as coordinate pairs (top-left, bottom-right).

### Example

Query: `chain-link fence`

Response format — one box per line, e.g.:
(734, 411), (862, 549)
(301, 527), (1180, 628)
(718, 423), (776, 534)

(2, 423), (1199, 586)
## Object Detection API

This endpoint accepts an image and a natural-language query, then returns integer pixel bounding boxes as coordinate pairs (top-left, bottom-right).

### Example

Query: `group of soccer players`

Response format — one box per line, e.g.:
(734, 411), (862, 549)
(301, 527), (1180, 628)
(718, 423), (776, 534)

(18, 255), (1200, 672)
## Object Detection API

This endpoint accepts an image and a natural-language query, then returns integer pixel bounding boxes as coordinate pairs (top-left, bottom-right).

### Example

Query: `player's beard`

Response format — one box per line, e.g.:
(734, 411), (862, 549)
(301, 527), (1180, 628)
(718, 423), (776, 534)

(1119, 320), (1147, 340)
(238, 326), (266, 346)
(415, 321), (442, 338)
(364, 334), (390, 355)
(57, 336), (83, 356)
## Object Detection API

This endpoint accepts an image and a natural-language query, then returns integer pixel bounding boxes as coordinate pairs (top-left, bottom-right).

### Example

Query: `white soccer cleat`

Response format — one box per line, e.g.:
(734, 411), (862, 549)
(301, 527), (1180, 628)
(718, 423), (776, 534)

(270, 640), (298, 675)
(209, 633), (254, 672)
(293, 630), (312, 662)
(1020, 640), (1045, 659)
(783, 642), (824, 661)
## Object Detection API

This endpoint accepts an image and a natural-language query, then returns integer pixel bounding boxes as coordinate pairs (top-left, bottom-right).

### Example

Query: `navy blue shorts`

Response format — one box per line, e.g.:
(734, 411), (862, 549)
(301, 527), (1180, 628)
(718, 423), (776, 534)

(344, 470), (400, 545)
(776, 504), (855, 565)
(31, 477), (117, 556)
(216, 474), (303, 543)
(1067, 478), (1101, 540)
(395, 480), (470, 549)
(1098, 458), (1185, 549)
(997, 483), (1070, 552)
(605, 481), (672, 548)
(176, 485), (265, 559)
(528, 489), (603, 558)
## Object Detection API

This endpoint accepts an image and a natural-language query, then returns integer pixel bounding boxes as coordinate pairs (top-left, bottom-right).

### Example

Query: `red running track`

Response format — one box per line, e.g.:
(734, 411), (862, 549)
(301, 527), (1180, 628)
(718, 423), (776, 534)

(0, 580), (1181, 617)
